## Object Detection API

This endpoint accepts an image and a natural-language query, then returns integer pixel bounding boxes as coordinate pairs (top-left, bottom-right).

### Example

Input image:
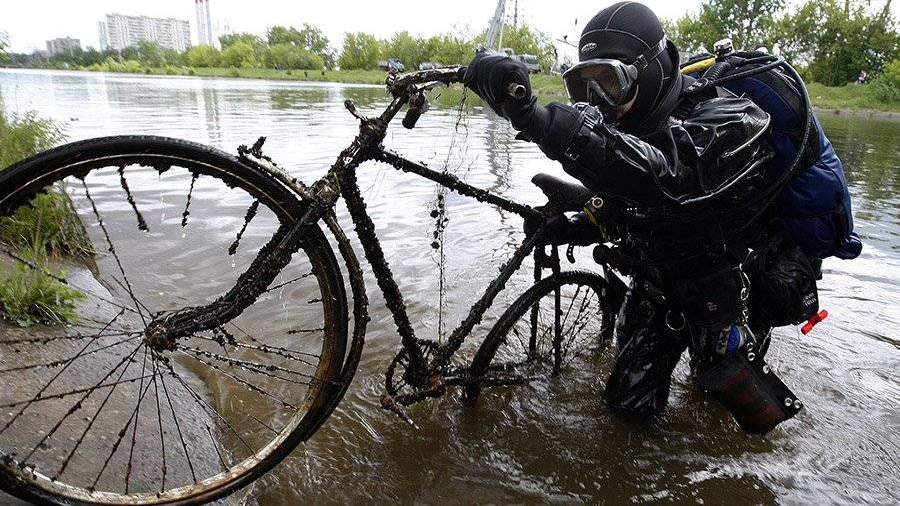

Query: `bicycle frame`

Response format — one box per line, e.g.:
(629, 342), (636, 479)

(146, 67), (559, 413)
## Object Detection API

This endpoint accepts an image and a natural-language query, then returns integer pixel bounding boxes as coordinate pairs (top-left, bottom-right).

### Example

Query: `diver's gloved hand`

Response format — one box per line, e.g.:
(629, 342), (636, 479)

(524, 212), (603, 246)
(463, 51), (532, 117)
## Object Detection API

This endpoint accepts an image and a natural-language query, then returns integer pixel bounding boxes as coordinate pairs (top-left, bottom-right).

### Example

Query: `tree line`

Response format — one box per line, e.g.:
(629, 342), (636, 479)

(1, 0), (896, 91)
(0, 22), (556, 73)
(669, 0), (898, 87)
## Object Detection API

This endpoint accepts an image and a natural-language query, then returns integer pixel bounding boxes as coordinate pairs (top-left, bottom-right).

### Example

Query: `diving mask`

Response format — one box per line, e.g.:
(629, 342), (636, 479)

(563, 38), (666, 108)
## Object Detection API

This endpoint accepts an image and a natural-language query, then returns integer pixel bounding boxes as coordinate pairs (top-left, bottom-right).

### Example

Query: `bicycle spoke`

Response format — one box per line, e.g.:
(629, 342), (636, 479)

(0, 335), (140, 375)
(0, 308), (125, 435)
(189, 334), (321, 367)
(158, 367), (197, 486)
(178, 351), (298, 410)
(18, 341), (145, 467)
(118, 166), (149, 232)
(180, 347), (317, 384)
(181, 171), (199, 227)
(559, 285), (583, 332)
(110, 275), (155, 319)
(124, 346), (151, 493)
(510, 324), (530, 356)
(54, 342), (144, 480)
(0, 329), (132, 346)
(263, 271), (313, 294)
(228, 200), (259, 256)
(561, 291), (599, 366)
(90, 361), (159, 490)
(161, 358), (272, 443)
(81, 180), (148, 327)
(287, 327), (325, 335)
(206, 424), (229, 471)
(151, 361), (167, 493)
(0, 374), (156, 409)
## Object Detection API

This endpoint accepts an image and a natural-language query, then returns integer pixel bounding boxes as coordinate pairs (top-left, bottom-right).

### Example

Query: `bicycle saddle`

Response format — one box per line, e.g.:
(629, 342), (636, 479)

(532, 173), (594, 213)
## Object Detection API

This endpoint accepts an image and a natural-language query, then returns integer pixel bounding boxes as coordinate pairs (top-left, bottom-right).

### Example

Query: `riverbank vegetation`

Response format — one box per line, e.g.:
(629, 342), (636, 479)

(0, 100), (88, 326)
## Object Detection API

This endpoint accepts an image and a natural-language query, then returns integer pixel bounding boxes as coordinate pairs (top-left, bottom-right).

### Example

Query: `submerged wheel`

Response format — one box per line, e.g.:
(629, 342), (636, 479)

(0, 136), (348, 504)
(468, 271), (612, 399)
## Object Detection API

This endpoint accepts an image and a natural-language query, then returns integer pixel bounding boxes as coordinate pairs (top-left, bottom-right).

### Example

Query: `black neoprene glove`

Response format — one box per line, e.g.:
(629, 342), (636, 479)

(463, 51), (532, 117)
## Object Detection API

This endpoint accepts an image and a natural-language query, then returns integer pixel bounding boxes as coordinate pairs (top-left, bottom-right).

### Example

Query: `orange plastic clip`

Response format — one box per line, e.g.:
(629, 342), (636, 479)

(801, 310), (829, 335)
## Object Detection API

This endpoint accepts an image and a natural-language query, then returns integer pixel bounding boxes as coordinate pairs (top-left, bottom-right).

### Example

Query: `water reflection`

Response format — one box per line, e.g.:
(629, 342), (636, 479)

(818, 114), (900, 202)
(1, 69), (898, 505)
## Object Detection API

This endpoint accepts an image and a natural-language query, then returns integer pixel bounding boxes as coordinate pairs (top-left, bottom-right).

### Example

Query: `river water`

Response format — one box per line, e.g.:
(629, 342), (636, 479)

(1, 69), (898, 505)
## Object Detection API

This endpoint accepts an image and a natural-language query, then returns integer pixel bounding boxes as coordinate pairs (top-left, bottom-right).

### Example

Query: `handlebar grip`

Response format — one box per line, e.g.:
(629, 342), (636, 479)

(403, 93), (428, 129)
(402, 106), (424, 129)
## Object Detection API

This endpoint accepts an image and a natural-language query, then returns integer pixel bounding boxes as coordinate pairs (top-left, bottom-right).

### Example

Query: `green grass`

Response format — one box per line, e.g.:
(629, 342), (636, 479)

(0, 189), (94, 260)
(806, 82), (900, 113)
(0, 110), (63, 168)
(0, 248), (84, 327)
(0, 103), (90, 326)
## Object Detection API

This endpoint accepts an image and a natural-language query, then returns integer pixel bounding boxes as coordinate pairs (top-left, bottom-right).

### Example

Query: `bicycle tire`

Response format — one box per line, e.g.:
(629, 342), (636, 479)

(468, 271), (612, 399)
(0, 136), (349, 505)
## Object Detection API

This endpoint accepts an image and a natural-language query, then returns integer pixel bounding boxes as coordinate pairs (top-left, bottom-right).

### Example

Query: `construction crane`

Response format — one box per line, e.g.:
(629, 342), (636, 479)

(485, 0), (506, 51)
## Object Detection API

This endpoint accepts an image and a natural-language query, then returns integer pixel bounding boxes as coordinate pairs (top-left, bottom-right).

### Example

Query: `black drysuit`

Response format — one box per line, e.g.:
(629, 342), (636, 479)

(513, 94), (776, 418)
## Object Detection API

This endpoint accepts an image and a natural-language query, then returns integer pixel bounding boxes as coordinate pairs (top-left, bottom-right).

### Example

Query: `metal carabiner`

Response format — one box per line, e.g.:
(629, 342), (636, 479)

(665, 310), (686, 332)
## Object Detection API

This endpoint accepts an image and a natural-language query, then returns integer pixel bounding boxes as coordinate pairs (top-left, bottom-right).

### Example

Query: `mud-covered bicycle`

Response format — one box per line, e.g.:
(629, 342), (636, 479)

(0, 67), (627, 505)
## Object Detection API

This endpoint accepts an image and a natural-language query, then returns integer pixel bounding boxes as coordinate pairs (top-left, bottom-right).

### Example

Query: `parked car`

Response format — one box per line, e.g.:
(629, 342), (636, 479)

(378, 58), (406, 73)
(499, 48), (541, 73)
(516, 54), (541, 74)
(418, 61), (441, 71)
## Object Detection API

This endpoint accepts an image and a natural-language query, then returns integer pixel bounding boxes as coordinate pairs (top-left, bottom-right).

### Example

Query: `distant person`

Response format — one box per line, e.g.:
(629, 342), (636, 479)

(857, 70), (868, 84)
(464, 1), (861, 433)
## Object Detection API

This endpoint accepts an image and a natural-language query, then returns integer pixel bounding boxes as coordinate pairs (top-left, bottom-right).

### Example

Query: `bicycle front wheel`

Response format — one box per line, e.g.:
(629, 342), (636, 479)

(0, 136), (348, 504)
(468, 271), (612, 398)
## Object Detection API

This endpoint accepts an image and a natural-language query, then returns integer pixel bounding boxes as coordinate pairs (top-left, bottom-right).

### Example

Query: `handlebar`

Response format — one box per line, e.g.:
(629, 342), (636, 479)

(388, 66), (527, 100)
(387, 65), (528, 129)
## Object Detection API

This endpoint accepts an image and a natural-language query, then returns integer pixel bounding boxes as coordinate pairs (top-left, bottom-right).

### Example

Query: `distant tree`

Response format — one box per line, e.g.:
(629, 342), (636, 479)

(130, 40), (166, 67)
(221, 41), (259, 68)
(671, 0), (785, 52)
(80, 48), (103, 66)
(472, 24), (556, 70)
(120, 45), (140, 62)
(422, 34), (476, 66)
(382, 31), (428, 69)
(267, 43), (324, 70)
(266, 24), (335, 68)
(219, 33), (264, 49)
(794, 0), (899, 85)
(184, 45), (222, 67)
(500, 24), (556, 70)
(338, 32), (382, 70)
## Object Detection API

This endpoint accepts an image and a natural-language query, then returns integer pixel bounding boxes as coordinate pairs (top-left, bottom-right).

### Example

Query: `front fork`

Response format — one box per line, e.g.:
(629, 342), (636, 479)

(531, 245), (564, 374)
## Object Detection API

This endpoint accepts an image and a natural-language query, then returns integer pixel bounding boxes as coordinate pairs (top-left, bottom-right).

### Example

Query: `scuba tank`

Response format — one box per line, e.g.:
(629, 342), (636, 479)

(677, 39), (862, 260)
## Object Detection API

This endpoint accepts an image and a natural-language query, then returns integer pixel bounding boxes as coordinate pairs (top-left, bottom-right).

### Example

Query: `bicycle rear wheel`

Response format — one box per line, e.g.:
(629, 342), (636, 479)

(0, 136), (348, 504)
(468, 271), (612, 398)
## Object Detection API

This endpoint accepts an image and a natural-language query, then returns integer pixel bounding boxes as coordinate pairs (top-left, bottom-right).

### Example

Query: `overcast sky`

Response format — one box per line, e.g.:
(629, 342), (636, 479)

(2, 0), (897, 60)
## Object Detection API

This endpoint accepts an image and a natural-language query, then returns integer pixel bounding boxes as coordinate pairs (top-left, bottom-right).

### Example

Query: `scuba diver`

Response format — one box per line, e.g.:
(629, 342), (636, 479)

(463, 1), (861, 434)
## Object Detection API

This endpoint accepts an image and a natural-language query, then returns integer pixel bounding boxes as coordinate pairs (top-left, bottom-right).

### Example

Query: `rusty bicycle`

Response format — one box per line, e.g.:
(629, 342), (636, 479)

(0, 67), (625, 505)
